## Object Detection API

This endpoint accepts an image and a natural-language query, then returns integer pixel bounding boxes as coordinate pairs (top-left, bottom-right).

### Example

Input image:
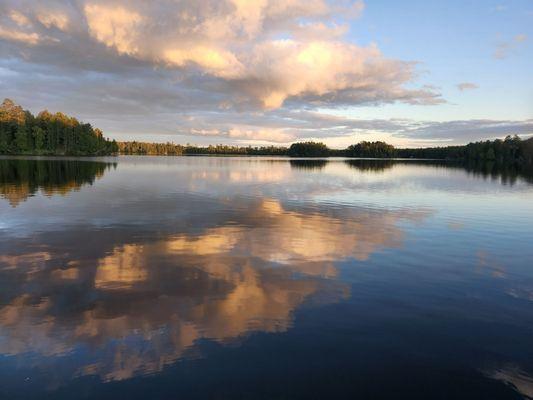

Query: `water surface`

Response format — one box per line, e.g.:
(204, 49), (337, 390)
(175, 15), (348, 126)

(1, 156), (533, 399)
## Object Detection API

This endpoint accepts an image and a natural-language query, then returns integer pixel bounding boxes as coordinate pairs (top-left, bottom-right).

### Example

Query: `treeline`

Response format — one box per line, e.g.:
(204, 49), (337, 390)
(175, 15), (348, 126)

(348, 137), (533, 164)
(119, 136), (533, 165)
(285, 137), (533, 165)
(118, 141), (287, 156)
(0, 99), (118, 156)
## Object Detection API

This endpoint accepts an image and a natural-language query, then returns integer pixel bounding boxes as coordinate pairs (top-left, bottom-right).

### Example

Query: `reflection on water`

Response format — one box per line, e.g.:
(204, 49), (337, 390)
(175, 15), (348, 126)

(289, 159), (329, 170)
(0, 158), (115, 207)
(461, 160), (533, 185)
(344, 159), (396, 172)
(0, 195), (428, 384)
(344, 158), (533, 184)
(489, 366), (533, 399)
(0, 157), (533, 399)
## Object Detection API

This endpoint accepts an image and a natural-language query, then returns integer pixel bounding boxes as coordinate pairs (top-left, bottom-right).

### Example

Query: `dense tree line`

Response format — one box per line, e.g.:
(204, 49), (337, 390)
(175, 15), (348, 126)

(118, 141), (185, 155)
(287, 142), (329, 157)
(396, 135), (533, 164)
(286, 137), (533, 165)
(118, 141), (288, 156)
(118, 136), (533, 166)
(0, 99), (118, 156)
(345, 141), (396, 158)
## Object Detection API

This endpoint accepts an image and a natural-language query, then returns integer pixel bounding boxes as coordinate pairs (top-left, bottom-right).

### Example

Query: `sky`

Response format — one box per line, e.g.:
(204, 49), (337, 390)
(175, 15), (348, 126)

(0, 0), (532, 148)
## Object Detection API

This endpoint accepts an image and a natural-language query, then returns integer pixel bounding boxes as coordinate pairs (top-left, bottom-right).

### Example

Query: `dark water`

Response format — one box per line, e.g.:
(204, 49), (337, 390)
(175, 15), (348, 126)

(1, 156), (533, 399)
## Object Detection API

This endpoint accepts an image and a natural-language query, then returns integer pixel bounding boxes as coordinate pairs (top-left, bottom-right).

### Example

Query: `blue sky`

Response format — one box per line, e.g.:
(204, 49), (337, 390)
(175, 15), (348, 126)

(0, 0), (531, 147)
(340, 0), (532, 122)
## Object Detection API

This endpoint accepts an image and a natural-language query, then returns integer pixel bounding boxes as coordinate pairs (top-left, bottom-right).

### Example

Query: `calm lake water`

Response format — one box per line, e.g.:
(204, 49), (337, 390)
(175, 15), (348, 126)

(1, 156), (533, 399)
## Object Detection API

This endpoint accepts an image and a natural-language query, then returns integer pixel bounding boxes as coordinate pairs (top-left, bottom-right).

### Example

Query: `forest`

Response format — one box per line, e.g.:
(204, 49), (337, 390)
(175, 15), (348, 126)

(118, 141), (288, 156)
(0, 99), (118, 156)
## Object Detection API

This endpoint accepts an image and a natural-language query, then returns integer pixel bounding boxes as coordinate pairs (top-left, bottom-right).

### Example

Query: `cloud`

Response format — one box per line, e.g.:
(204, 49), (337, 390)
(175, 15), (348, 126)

(0, 0), (440, 113)
(393, 119), (533, 143)
(0, 26), (40, 44)
(514, 33), (527, 43)
(9, 10), (31, 27)
(456, 82), (479, 91)
(84, 3), (143, 55)
(491, 5), (508, 12)
(187, 127), (295, 143)
(36, 11), (69, 30)
(494, 33), (528, 59)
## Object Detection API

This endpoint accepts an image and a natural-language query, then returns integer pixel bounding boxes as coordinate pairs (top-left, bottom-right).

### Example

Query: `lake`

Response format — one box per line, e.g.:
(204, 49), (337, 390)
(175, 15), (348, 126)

(1, 156), (533, 399)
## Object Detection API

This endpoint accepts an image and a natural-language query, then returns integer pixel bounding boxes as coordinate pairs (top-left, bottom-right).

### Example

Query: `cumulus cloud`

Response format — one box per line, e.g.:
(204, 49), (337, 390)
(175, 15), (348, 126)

(0, 0), (441, 113)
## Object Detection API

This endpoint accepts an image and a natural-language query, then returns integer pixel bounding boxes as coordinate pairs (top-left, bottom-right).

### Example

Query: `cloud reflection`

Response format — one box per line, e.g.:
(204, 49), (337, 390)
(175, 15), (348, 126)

(0, 196), (429, 384)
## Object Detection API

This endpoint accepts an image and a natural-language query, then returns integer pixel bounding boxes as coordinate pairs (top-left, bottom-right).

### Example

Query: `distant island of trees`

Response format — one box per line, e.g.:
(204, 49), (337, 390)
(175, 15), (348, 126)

(2, 99), (532, 165)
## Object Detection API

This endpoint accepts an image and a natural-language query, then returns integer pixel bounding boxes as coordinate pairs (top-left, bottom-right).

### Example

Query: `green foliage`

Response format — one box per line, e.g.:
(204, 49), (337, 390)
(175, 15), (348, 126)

(0, 99), (117, 156)
(397, 135), (533, 165)
(118, 142), (289, 156)
(345, 141), (396, 158)
(288, 142), (329, 157)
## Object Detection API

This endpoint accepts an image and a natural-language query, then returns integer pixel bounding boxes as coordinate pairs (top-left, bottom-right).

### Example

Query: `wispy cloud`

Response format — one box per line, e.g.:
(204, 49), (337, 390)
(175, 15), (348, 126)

(392, 119), (533, 143)
(491, 5), (508, 12)
(456, 82), (479, 91)
(494, 33), (528, 59)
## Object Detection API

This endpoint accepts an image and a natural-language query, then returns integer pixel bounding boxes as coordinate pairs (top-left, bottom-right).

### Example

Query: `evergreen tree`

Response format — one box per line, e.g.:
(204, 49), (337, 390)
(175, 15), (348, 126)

(0, 99), (117, 156)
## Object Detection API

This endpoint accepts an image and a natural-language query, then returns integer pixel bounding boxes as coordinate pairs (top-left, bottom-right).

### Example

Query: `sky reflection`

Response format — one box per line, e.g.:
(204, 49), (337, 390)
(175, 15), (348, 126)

(1, 157), (533, 398)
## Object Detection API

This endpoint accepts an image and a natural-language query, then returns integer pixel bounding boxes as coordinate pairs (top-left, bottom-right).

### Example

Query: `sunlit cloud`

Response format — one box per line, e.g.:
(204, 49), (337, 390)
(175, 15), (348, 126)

(0, 26), (40, 44)
(0, 1), (440, 116)
(36, 11), (69, 30)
